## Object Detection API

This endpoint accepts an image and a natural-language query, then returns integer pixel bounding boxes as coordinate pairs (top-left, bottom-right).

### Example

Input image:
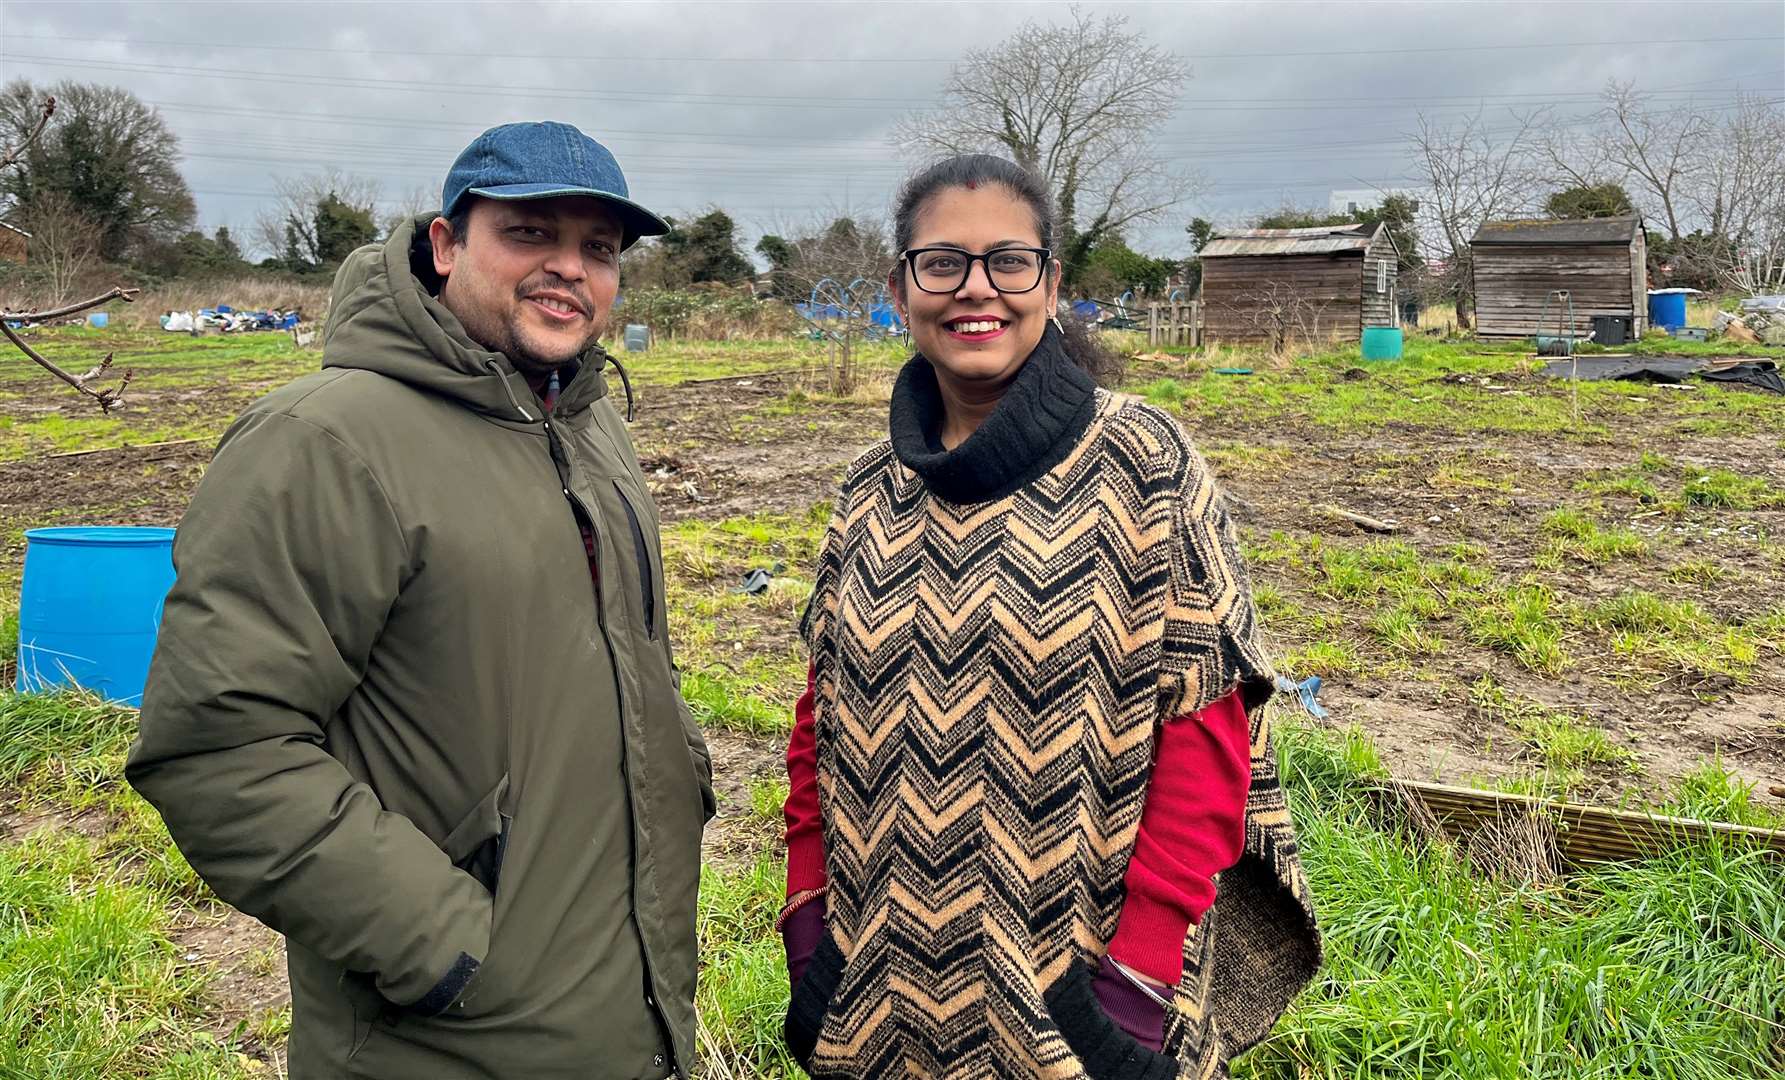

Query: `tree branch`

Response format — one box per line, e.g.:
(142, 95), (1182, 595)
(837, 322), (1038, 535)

(0, 320), (134, 412)
(1, 285), (140, 322)
(0, 97), (142, 412)
(0, 95), (54, 171)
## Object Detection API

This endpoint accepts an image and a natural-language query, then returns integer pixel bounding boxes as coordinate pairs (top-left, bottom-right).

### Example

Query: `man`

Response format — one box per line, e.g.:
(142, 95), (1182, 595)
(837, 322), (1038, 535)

(127, 122), (714, 1080)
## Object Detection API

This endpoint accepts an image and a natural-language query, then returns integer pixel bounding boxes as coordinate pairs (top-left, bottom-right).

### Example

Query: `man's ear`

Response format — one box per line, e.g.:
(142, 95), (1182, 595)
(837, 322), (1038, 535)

(429, 215), (459, 279)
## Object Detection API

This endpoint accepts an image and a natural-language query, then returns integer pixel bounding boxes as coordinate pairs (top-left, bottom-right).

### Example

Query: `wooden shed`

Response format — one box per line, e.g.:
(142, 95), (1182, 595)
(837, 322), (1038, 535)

(0, 221), (27, 266)
(1470, 216), (1646, 339)
(1198, 223), (1399, 346)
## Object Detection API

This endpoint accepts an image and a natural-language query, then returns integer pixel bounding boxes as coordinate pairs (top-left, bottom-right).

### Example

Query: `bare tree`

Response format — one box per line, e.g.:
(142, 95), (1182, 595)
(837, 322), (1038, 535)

(1230, 281), (1337, 354)
(764, 212), (897, 394)
(1692, 93), (1785, 251)
(1596, 81), (1711, 245)
(383, 183), (438, 236)
(0, 95), (137, 411)
(253, 169), (384, 264)
(894, 6), (1196, 280)
(1406, 108), (1545, 329)
(21, 191), (103, 306)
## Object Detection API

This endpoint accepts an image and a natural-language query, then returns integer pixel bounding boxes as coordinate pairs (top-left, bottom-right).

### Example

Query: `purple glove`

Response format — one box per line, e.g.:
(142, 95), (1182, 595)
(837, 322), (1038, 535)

(1091, 954), (1171, 1051)
(781, 897), (826, 992)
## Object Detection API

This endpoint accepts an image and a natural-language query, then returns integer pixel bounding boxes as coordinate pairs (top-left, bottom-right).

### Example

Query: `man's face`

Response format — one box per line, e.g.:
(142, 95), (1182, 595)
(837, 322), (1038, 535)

(430, 196), (622, 377)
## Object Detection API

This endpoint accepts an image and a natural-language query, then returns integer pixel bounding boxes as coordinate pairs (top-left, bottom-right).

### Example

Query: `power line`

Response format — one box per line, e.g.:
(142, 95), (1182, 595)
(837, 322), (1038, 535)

(5, 31), (1777, 64)
(0, 54), (928, 111)
(8, 51), (1778, 116)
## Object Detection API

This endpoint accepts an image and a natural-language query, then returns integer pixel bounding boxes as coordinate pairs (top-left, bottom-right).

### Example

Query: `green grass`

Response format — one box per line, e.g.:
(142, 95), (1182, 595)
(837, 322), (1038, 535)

(0, 327), (312, 462)
(3, 687), (1783, 1079)
(1667, 559), (1730, 586)
(662, 506), (829, 728)
(1464, 584), (1569, 675)
(748, 776), (790, 822)
(1280, 639), (1365, 678)
(1679, 468), (1785, 511)
(1580, 591), (1767, 685)
(696, 856), (802, 1080)
(618, 337), (906, 387)
(0, 830), (257, 1078)
(1669, 761), (1785, 830)
(1130, 336), (1779, 442)
(1538, 509), (1649, 567)
(1468, 678), (1634, 784)
(681, 671), (793, 737)
(1233, 723), (1785, 1080)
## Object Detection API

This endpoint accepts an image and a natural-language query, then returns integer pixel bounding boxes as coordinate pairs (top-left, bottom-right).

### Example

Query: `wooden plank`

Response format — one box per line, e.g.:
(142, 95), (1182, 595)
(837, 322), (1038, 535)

(46, 437), (210, 460)
(1381, 778), (1785, 866)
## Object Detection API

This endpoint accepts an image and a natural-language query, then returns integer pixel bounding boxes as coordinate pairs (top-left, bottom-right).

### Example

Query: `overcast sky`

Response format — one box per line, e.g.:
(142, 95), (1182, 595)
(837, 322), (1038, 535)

(2, 0), (1780, 260)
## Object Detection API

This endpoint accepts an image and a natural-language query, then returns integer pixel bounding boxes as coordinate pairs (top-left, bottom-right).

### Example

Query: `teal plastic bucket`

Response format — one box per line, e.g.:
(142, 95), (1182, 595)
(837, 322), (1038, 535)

(1361, 326), (1403, 361)
(14, 526), (177, 706)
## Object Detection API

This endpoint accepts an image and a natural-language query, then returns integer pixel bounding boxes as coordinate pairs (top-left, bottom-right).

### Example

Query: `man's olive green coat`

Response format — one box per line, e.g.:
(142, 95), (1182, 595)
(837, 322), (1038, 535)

(128, 217), (713, 1080)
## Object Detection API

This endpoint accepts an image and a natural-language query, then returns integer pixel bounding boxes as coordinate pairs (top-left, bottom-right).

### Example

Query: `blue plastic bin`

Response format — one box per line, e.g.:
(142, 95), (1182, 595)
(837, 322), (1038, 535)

(1647, 290), (1688, 330)
(87, 312), (109, 329)
(13, 526), (177, 706)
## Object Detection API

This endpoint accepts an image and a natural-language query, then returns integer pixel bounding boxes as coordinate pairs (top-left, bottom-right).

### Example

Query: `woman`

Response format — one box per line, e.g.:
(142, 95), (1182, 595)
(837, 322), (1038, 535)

(780, 155), (1320, 1079)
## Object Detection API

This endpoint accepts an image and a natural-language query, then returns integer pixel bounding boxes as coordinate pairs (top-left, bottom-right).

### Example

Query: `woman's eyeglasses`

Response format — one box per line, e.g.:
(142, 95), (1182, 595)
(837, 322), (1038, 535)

(901, 246), (1051, 295)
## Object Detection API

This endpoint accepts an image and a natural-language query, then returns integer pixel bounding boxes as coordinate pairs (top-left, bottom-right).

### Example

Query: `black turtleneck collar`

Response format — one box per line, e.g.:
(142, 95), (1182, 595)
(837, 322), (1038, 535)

(889, 322), (1098, 504)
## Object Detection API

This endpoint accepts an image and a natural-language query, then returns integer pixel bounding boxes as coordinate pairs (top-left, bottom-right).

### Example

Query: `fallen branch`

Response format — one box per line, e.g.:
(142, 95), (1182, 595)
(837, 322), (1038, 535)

(46, 436), (208, 460)
(682, 368), (801, 386)
(1316, 503), (1398, 533)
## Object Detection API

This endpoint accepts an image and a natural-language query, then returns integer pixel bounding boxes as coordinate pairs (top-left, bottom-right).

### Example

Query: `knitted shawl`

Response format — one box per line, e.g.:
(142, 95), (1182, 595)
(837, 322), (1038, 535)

(791, 325), (1321, 1079)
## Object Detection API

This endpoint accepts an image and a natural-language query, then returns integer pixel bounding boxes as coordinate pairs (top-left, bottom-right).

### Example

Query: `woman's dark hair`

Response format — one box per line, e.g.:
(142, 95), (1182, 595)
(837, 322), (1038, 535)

(892, 154), (1123, 386)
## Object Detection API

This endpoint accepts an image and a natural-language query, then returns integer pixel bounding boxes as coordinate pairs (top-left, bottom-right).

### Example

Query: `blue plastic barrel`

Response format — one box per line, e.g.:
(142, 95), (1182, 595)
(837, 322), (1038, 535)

(1647, 290), (1688, 330)
(1360, 326), (1404, 360)
(87, 312), (109, 329)
(13, 526), (177, 706)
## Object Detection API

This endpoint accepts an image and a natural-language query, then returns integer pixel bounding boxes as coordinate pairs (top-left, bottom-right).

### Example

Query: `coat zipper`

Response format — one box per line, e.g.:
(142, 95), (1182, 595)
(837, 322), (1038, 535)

(540, 418), (679, 1078)
(615, 481), (658, 640)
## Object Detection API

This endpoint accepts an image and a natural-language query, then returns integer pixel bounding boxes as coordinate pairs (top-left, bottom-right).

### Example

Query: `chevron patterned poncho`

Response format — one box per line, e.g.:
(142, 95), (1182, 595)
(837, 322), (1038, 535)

(788, 326), (1321, 1079)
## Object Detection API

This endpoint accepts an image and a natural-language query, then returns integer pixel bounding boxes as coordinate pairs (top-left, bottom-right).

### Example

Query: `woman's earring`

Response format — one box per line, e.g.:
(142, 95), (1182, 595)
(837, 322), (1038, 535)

(1050, 314), (1065, 334)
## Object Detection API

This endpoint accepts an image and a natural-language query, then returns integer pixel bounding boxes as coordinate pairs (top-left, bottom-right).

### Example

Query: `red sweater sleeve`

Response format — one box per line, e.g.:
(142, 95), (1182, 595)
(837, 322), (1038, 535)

(783, 664), (827, 896)
(1107, 690), (1252, 986)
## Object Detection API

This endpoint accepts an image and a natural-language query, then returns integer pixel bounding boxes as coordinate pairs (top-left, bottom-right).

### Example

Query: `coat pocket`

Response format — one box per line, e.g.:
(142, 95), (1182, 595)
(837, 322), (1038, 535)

(614, 480), (658, 640)
(441, 775), (511, 896)
(1043, 959), (1181, 1080)
(783, 929), (846, 1071)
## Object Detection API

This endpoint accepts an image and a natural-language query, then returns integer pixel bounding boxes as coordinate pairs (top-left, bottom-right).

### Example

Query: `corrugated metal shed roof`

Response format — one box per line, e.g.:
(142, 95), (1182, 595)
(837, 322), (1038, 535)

(1201, 223), (1377, 258)
(1471, 215), (1640, 246)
